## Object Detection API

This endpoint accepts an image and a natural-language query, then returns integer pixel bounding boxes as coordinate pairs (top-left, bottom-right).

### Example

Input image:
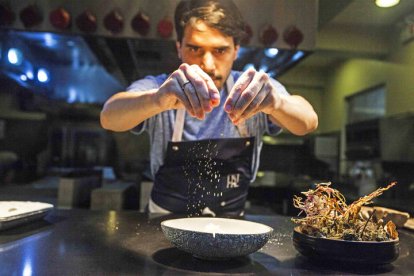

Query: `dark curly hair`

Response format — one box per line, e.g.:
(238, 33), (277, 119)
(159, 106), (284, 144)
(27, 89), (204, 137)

(174, 0), (246, 45)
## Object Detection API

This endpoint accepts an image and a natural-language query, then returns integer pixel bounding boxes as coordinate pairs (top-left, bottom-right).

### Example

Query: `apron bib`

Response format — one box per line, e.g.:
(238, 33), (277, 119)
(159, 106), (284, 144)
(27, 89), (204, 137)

(151, 76), (255, 216)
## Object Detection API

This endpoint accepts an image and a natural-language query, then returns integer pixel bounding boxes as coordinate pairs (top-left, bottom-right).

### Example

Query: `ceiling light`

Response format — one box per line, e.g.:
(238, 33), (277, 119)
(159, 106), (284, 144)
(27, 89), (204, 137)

(292, 51), (305, 61)
(7, 48), (23, 65)
(37, 68), (49, 83)
(375, 0), (400, 8)
(26, 70), (34, 80)
(264, 48), (279, 58)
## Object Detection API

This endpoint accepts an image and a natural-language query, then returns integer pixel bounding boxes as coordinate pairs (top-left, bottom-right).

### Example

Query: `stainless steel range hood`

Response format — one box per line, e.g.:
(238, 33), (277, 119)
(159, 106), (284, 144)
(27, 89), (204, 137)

(0, 0), (318, 104)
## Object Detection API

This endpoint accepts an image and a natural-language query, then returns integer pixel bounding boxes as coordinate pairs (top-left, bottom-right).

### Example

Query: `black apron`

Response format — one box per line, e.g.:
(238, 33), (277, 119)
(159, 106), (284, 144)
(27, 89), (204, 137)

(151, 76), (255, 216)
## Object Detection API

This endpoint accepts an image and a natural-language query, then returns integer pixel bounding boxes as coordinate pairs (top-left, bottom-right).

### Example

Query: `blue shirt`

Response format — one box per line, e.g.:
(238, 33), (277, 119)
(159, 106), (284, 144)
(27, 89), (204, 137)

(127, 70), (289, 181)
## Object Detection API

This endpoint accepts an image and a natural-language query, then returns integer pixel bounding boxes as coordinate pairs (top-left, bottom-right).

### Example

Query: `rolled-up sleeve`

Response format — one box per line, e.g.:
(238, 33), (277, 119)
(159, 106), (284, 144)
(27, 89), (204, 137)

(127, 76), (161, 135)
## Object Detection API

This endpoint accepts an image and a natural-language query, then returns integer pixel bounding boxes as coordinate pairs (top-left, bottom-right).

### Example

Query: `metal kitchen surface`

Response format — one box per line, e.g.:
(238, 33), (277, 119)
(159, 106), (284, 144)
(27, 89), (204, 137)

(0, 209), (413, 275)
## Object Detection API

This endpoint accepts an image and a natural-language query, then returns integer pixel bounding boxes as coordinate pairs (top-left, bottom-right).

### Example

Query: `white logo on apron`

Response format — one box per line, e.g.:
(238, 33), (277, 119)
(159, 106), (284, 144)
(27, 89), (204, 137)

(226, 174), (240, 188)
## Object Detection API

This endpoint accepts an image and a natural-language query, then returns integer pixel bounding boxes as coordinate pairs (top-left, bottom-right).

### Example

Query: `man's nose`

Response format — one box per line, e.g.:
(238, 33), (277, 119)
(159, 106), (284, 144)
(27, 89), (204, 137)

(200, 52), (215, 74)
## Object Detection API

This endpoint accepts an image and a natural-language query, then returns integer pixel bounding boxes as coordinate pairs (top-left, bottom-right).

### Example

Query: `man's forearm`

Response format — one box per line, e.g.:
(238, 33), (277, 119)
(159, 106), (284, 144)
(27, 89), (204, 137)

(268, 94), (318, 136)
(100, 89), (162, 132)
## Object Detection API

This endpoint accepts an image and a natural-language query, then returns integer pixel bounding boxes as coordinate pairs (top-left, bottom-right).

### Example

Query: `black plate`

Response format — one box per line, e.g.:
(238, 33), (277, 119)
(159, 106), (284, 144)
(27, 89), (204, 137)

(292, 226), (400, 265)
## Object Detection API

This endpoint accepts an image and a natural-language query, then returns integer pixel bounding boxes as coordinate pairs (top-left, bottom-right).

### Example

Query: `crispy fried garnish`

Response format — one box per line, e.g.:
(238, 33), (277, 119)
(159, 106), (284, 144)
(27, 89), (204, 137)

(292, 182), (398, 241)
(385, 221), (398, 240)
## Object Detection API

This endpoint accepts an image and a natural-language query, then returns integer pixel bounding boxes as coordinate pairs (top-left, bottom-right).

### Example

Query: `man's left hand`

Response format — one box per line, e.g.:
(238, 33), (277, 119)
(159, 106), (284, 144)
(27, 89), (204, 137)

(224, 68), (281, 125)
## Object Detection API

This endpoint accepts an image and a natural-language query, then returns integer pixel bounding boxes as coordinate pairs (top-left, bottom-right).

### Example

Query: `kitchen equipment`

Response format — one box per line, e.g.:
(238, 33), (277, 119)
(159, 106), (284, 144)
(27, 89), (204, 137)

(404, 218), (414, 231)
(292, 226), (400, 265)
(361, 206), (410, 228)
(161, 217), (273, 260)
(0, 201), (53, 231)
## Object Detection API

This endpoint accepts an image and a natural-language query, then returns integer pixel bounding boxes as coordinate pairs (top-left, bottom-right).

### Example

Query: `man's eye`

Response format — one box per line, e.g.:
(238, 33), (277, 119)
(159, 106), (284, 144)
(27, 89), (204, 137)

(189, 47), (199, 52)
(215, 48), (226, 54)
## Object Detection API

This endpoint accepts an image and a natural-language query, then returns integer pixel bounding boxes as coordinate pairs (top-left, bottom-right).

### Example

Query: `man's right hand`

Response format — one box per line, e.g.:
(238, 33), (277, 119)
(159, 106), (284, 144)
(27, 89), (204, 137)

(157, 63), (220, 119)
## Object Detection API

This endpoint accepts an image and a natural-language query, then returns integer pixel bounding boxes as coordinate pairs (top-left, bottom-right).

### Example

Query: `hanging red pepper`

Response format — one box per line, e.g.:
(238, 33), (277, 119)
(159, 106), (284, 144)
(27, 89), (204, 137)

(259, 24), (278, 46)
(157, 17), (173, 39)
(76, 10), (97, 33)
(0, 4), (15, 26)
(104, 10), (124, 34)
(131, 11), (151, 36)
(49, 7), (71, 30)
(283, 26), (304, 48)
(20, 4), (43, 28)
(241, 24), (253, 45)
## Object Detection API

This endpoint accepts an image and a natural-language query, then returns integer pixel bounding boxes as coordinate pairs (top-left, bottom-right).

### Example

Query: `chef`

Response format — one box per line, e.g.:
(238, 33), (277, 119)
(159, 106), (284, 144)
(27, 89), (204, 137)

(100, 0), (318, 216)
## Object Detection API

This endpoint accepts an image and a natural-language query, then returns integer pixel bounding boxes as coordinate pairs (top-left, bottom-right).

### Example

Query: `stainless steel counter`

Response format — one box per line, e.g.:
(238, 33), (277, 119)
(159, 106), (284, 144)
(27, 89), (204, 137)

(0, 209), (413, 275)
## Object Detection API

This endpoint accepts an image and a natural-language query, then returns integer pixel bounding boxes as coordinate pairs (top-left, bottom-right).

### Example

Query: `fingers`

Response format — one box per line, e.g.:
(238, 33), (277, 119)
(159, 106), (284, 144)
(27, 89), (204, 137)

(180, 69), (206, 119)
(224, 69), (254, 114)
(225, 68), (271, 124)
(168, 69), (197, 117)
(173, 64), (219, 119)
(183, 65), (213, 116)
(240, 82), (271, 120)
(189, 65), (220, 107)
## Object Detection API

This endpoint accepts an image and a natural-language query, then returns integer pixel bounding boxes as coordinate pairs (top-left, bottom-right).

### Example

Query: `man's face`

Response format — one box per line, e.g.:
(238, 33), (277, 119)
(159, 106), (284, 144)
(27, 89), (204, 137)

(176, 20), (239, 91)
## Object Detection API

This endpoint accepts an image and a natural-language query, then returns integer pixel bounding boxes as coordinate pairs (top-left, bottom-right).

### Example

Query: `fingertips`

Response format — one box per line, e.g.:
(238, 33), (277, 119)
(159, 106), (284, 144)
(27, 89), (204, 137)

(228, 113), (243, 125)
(209, 90), (220, 107)
(205, 77), (220, 108)
(224, 87), (238, 113)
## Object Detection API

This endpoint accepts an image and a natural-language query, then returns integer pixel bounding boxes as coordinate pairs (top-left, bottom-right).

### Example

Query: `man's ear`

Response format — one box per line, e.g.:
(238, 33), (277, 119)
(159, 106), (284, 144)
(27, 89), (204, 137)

(176, 41), (182, 59)
(233, 45), (240, 61)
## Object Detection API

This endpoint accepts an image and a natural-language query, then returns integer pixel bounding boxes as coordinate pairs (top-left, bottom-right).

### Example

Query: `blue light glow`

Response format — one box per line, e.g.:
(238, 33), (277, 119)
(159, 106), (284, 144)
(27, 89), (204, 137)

(44, 33), (58, 47)
(20, 75), (28, 81)
(259, 65), (268, 72)
(237, 47), (249, 59)
(8, 48), (23, 65)
(264, 48), (279, 58)
(23, 258), (32, 276)
(26, 71), (34, 80)
(268, 71), (276, 78)
(68, 87), (77, 103)
(37, 68), (49, 83)
(66, 40), (75, 47)
(243, 63), (256, 71)
(292, 51), (305, 61)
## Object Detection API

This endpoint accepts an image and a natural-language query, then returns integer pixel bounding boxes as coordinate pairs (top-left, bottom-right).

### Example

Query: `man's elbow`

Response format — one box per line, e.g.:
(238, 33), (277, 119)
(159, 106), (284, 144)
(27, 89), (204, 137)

(100, 109), (122, 132)
(100, 110), (135, 132)
(293, 112), (319, 136)
(100, 110), (112, 131)
(306, 113), (319, 134)
(305, 112), (319, 135)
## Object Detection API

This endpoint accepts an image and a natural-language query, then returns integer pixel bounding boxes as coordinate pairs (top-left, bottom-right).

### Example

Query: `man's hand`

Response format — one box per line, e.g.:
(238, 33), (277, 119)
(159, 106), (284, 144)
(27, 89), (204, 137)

(224, 68), (318, 135)
(224, 68), (280, 125)
(158, 63), (220, 119)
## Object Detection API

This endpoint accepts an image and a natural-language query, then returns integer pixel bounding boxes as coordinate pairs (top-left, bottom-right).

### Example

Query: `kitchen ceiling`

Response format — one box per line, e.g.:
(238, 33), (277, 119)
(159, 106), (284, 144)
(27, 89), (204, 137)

(0, 0), (316, 104)
(102, 0), (414, 86)
(1, 0), (414, 104)
(291, 0), (414, 73)
(64, 0), (414, 90)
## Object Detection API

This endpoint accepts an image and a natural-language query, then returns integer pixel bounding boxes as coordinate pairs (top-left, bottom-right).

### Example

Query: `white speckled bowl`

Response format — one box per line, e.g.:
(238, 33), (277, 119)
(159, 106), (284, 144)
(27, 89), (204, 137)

(161, 217), (273, 260)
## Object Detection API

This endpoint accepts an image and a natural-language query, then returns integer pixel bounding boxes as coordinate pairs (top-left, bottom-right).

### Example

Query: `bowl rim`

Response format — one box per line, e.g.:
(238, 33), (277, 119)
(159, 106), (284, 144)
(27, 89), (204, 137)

(161, 217), (273, 235)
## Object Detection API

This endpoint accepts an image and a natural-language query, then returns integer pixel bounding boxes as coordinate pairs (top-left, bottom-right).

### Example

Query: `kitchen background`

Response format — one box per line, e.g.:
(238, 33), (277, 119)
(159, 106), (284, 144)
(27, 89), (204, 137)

(0, 0), (413, 215)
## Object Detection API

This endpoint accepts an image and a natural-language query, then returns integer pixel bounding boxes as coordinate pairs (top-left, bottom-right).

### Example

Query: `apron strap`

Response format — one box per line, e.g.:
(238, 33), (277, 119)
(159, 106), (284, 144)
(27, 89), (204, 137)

(172, 108), (186, 142)
(227, 75), (249, 137)
(172, 74), (248, 142)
